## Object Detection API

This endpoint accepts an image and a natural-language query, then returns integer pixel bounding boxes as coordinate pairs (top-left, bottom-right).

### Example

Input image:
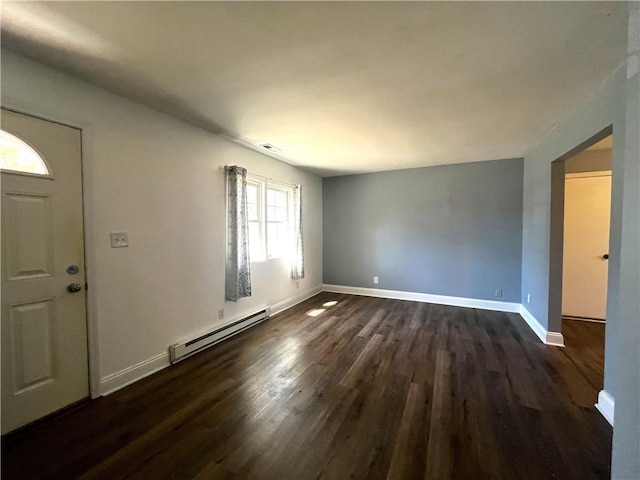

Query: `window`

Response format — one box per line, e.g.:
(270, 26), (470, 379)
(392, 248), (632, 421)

(246, 180), (264, 261)
(0, 130), (50, 175)
(246, 175), (292, 262)
(266, 186), (290, 259)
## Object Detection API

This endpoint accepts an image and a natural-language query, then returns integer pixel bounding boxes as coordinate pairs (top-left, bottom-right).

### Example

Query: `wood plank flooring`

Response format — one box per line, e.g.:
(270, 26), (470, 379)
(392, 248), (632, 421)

(562, 318), (605, 392)
(2, 293), (612, 479)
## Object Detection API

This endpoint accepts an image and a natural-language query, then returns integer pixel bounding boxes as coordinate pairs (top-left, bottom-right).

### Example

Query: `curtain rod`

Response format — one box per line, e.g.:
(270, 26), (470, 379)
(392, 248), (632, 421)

(221, 165), (299, 188)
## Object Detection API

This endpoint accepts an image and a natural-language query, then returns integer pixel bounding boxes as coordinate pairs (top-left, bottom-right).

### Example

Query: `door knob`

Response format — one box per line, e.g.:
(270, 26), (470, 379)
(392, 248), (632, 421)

(603, 254), (609, 260)
(67, 283), (82, 293)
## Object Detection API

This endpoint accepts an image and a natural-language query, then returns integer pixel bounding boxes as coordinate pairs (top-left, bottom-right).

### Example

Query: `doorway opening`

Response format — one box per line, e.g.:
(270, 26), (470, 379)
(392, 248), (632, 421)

(562, 135), (612, 391)
(548, 128), (612, 399)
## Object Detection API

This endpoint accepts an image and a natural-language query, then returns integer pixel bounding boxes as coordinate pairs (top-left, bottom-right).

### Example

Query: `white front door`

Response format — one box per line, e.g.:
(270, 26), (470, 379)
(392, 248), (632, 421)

(1, 109), (89, 434)
(562, 171), (612, 320)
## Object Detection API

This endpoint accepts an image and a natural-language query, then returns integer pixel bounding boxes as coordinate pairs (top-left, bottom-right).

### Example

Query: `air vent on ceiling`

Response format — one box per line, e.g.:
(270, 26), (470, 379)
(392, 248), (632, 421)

(258, 143), (281, 153)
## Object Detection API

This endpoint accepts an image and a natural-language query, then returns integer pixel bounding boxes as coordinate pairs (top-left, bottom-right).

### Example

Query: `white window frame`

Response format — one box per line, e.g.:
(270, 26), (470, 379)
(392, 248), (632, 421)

(247, 177), (265, 262)
(246, 174), (293, 262)
(265, 183), (291, 260)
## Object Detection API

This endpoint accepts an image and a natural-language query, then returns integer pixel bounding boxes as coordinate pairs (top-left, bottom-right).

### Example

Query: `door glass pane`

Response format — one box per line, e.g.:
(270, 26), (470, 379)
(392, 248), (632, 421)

(0, 130), (50, 175)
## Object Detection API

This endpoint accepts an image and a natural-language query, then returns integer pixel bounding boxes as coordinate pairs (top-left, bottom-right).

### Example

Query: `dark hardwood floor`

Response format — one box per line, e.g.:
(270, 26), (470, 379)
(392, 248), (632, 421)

(561, 318), (606, 394)
(2, 293), (612, 479)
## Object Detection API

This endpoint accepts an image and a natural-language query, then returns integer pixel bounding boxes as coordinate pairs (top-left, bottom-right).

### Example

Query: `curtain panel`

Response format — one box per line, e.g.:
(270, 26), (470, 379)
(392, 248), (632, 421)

(291, 184), (305, 280)
(225, 165), (252, 301)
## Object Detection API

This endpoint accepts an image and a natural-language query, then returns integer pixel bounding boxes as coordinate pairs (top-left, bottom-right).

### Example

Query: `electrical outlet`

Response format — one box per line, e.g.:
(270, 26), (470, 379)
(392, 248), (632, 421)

(110, 232), (128, 248)
(495, 289), (503, 298)
(373, 276), (379, 284)
(527, 293), (531, 304)
(218, 308), (224, 320)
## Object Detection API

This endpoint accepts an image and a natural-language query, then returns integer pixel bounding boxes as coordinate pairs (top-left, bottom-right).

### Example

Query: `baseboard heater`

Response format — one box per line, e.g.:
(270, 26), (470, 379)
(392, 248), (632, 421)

(169, 308), (270, 364)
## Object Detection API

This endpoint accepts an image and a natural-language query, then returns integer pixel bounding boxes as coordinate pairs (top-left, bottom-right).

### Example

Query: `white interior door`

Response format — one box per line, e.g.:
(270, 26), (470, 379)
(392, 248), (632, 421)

(1, 109), (88, 434)
(562, 171), (611, 320)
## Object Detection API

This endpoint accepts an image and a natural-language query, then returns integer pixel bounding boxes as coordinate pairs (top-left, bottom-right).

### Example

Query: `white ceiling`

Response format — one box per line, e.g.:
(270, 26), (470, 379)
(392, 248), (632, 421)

(1, 2), (627, 176)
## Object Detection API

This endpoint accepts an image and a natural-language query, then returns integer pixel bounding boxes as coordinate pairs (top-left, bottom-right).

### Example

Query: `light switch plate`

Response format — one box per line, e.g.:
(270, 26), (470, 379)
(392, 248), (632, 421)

(110, 232), (129, 248)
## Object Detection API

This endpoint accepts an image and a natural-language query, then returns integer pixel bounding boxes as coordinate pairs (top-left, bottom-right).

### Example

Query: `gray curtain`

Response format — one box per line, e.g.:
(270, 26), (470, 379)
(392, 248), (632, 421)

(291, 184), (305, 280)
(225, 165), (252, 301)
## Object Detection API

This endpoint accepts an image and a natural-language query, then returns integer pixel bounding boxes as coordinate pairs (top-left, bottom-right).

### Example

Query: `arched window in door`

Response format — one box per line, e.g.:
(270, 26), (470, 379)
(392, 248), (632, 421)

(0, 129), (50, 175)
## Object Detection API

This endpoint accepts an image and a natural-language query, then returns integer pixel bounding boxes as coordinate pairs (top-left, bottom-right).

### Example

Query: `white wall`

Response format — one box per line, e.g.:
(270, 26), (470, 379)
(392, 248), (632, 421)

(1, 51), (323, 395)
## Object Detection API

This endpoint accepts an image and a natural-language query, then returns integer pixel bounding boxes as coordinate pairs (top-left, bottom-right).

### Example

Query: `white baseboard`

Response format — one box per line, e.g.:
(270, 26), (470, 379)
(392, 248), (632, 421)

(100, 352), (170, 396)
(519, 305), (565, 346)
(323, 284), (521, 313)
(270, 284), (324, 316)
(544, 331), (565, 347)
(99, 285), (323, 396)
(595, 390), (615, 426)
(322, 285), (565, 347)
(99, 286), (567, 396)
(519, 305), (547, 341)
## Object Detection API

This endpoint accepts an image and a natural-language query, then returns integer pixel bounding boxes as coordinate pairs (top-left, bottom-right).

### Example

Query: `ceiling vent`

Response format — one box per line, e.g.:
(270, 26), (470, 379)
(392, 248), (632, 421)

(258, 143), (281, 153)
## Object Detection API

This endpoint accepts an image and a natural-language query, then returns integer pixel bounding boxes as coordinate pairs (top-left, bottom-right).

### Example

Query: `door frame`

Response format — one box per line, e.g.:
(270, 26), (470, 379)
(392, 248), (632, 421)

(1, 105), (101, 399)
(547, 125), (613, 334)
(548, 126), (615, 423)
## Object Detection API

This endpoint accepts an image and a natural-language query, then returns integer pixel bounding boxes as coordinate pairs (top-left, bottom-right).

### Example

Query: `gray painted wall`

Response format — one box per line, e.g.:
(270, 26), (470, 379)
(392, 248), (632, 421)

(521, 67), (624, 335)
(521, 4), (638, 477)
(323, 158), (523, 302)
(612, 4), (639, 477)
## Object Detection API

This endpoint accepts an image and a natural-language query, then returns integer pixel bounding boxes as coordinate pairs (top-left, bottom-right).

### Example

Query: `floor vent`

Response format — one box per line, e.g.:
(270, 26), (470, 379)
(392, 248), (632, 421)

(169, 308), (270, 364)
